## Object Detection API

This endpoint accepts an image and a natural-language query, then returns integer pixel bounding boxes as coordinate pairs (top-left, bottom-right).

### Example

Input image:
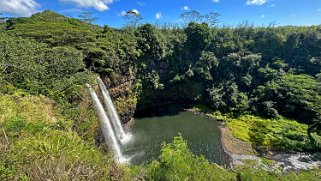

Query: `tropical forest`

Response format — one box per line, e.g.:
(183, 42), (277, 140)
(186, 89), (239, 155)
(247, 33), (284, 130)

(0, 0), (321, 180)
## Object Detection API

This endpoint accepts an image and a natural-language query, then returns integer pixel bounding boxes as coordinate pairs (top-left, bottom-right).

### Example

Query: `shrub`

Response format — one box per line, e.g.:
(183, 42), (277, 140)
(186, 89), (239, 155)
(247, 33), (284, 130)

(146, 135), (236, 181)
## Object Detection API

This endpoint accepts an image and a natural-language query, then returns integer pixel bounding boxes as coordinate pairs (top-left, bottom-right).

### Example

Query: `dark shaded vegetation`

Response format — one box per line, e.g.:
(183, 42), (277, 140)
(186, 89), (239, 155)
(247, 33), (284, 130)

(1, 10), (321, 180)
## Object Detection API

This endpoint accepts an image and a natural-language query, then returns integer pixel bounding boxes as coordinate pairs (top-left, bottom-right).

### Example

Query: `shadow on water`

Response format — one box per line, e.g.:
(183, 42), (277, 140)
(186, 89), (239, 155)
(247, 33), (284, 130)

(134, 104), (194, 118)
(125, 105), (229, 167)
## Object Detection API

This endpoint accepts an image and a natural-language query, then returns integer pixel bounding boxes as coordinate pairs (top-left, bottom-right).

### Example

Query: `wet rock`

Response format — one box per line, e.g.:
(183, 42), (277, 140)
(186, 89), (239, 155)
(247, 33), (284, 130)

(269, 153), (321, 172)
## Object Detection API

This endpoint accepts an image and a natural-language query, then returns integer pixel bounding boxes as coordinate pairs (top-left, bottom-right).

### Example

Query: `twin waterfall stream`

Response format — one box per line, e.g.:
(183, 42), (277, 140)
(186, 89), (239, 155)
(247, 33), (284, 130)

(86, 77), (131, 164)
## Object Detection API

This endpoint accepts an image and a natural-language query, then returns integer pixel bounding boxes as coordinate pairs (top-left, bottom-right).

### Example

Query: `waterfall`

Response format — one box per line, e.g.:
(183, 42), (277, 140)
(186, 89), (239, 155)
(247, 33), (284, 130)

(97, 77), (131, 143)
(86, 84), (127, 163)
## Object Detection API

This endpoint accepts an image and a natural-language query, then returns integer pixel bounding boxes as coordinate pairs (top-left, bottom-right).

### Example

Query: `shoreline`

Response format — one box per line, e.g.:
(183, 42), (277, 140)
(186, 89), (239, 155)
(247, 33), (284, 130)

(185, 108), (321, 171)
(184, 108), (257, 169)
(219, 125), (257, 169)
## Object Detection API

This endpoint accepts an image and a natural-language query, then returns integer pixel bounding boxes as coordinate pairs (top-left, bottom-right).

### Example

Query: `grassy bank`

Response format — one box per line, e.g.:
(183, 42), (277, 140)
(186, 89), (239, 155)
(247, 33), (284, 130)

(192, 105), (320, 152)
(226, 115), (313, 152)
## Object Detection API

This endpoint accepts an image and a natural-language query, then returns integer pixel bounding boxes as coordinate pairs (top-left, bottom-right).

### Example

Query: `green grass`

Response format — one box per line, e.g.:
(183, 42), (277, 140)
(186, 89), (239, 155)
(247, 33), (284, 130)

(261, 157), (275, 166)
(225, 115), (313, 151)
(0, 92), (114, 180)
(5, 130), (114, 180)
(237, 162), (321, 181)
(227, 117), (252, 142)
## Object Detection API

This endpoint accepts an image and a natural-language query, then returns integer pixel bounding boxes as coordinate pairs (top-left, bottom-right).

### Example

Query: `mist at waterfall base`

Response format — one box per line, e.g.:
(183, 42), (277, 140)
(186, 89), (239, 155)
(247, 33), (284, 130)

(87, 79), (227, 166)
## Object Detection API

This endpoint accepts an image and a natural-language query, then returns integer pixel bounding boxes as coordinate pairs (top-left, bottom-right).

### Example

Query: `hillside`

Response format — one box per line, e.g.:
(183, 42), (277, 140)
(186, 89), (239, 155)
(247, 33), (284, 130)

(5, 10), (101, 46)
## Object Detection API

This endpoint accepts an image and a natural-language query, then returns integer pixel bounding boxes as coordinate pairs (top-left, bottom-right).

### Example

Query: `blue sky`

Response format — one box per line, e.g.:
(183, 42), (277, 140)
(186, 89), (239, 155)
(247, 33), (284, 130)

(1, 0), (321, 27)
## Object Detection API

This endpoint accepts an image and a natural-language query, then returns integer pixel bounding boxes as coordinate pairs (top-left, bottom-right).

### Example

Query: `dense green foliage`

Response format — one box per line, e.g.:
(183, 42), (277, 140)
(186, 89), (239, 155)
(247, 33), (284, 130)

(226, 115), (312, 151)
(146, 135), (236, 180)
(254, 74), (321, 120)
(0, 31), (93, 102)
(1, 10), (321, 180)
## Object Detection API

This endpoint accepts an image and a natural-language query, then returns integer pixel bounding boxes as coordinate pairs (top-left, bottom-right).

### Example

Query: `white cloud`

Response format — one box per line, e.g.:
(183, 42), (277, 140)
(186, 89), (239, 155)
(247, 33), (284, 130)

(246, 0), (267, 5)
(156, 12), (162, 19)
(60, 9), (83, 13)
(0, 0), (40, 17)
(119, 9), (140, 17)
(120, 10), (126, 16)
(212, 0), (219, 3)
(60, 0), (115, 11)
(130, 9), (140, 15)
(137, 1), (145, 7)
(182, 6), (190, 11)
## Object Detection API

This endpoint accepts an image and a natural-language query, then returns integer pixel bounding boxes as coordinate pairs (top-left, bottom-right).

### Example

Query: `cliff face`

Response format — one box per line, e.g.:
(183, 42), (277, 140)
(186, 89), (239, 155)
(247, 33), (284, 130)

(136, 81), (206, 111)
(102, 61), (208, 124)
(102, 67), (140, 124)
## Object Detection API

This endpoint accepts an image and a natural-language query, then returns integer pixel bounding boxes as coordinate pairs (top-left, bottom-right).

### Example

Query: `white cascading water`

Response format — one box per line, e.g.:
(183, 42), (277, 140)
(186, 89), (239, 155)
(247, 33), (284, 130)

(97, 77), (131, 143)
(86, 84), (127, 163)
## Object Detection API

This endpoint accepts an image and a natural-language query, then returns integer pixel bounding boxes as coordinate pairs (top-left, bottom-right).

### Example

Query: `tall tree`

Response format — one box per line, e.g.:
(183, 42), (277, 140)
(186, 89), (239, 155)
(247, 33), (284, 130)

(180, 11), (219, 27)
(0, 13), (8, 23)
(180, 11), (202, 26)
(78, 12), (98, 24)
(203, 12), (220, 27)
(184, 22), (211, 62)
(123, 10), (143, 28)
